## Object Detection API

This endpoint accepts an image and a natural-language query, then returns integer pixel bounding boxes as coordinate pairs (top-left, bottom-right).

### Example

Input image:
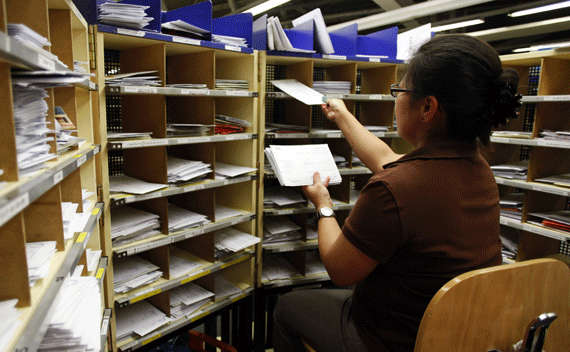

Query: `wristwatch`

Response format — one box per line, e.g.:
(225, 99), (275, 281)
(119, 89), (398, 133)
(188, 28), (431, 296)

(317, 207), (335, 220)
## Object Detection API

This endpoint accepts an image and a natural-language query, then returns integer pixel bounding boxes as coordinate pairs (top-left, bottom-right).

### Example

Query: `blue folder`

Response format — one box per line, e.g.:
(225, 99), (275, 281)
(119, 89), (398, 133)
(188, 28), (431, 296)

(212, 12), (253, 47)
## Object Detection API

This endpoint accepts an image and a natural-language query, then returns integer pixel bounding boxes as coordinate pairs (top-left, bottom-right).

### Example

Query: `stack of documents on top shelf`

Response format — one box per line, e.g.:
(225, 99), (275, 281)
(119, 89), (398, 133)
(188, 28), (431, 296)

(212, 34), (248, 47)
(166, 83), (208, 89)
(499, 193), (524, 221)
(535, 173), (570, 188)
(115, 300), (171, 342)
(313, 81), (352, 95)
(26, 241), (57, 287)
(167, 155), (212, 185)
(528, 210), (570, 233)
(214, 227), (260, 260)
(111, 206), (161, 247)
(214, 276), (242, 301)
(262, 254), (301, 281)
(7, 24), (67, 69)
(168, 247), (203, 279)
(38, 276), (101, 352)
(215, 79), (249, 91)
(265, 144), (342, 187)
(492, 131), (533, 139)
(305, 251), (327, 276)
(113, 255), (162, 294)
(265, 122), (309, 133)
(105, 70), (161, 87)
(263, 216), (302, 245)
(540, 130), (570, 142)
(490, 160), (528, 180)
(107, 131), (153, 141)
(12, 85), (56, 178)
(214, 161), (257, 180)
(168, 203), (210, 233)
(266, 16), (315, 54)
(161, 20), (210, 40)
(263, 186), (306, 208)
(109, 174), (168, 195)
(170, 282), (214, 319)
(98, 2), (153, 30)
(11, 70), (95, 88)
(0, 299), (21, 352)
(167, 123), (213, 137)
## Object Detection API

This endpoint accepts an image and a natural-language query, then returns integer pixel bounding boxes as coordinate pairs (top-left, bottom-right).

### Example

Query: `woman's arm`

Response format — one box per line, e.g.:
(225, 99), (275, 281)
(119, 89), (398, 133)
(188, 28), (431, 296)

(304, 172), (379, 287)
(322, 99), (402, 174)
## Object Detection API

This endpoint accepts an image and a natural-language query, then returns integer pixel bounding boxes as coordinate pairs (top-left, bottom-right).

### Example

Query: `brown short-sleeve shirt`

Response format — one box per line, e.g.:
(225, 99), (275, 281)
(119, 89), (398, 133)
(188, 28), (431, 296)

(342, 142), (502, 352)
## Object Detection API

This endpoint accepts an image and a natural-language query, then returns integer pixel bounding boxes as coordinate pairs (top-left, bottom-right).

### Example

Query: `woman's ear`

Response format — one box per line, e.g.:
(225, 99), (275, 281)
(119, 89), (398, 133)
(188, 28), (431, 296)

(421, 95), (441, 122)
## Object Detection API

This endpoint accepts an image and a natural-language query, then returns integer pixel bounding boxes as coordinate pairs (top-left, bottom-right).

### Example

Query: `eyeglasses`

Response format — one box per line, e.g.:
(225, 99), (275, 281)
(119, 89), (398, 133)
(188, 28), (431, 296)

(390, 84), (412, 98)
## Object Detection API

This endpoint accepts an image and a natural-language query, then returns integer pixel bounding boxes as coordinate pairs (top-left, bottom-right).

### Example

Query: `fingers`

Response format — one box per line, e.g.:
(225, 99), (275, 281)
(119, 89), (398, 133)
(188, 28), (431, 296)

(313, 171), (321, 185)
(323, 176), (330, 188)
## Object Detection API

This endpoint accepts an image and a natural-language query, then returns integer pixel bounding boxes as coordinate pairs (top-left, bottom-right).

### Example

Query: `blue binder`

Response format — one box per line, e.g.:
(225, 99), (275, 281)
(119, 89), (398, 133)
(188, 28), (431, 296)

(357, 26), (398, 58)
(252, 14), (268, 51)
(74, 0), (161, 31)
(329, 23), (358, 56)
(212, 12), (253, 47)
(283, 19), (314, 51)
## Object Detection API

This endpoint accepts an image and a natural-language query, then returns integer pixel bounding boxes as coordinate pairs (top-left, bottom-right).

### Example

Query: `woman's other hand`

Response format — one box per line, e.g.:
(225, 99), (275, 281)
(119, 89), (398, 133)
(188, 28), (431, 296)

(321, 98), (349, 124)
(303, 172), (333, 209)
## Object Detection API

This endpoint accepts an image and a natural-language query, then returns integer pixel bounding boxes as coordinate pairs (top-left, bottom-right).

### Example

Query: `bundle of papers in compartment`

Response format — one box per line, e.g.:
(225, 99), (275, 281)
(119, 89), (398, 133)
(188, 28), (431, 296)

(109, 174), (168, 195)
(110, 205), (161, 247)
(167, 123), (213, 137)
(212, 34), (248, 47)
(263, 216), (302, 245)
(0, 299), (21, 352)
(105, 70), (161, 87)
(214, 227), (260, 260)
(264, 144), (342, 187)
(170, 282), (214, 319)
(115, 300), (171, 342)
(528, 210), (570, 233)
(539, 129), (570, 141)
(490, 160), (528, 180)
(161, 19), (209, 40)
(312, 81), (352, 95)
(98, 2), (153, 30)
(215, 114), (250, 135)
(167, 155), (212, 185)
(262, 254), (301, 281)
(168, 203), (210, 233)
(265, 122), (309, 134)
(535, 173), (570, 188)
(113, 255), (162, 294)
(492, 131), (533, 139)
(7, 23), (67, 69)
(215, 79), (249, 91)
(26, 241), (57, 287)
(499, 193), (524, 221)
(263, 186), (306, 208)
(214, 161), (257, 180)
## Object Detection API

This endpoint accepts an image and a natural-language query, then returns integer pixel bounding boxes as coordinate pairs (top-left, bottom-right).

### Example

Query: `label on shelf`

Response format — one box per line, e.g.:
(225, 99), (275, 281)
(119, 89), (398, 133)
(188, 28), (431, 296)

(76, 154), (87, 167)
(38, 54), (55, 70)
(184, 183), (206, 192)
(531, 185), (568, 196)
(131, 288), (161, 303)
(500, 218), (509, 225)
(123, 86), (158, 94)
(4, 38), (10, 52)
(221, 256), (247, 269)
(322, 54), (346, 60)
(492, 137), (510, 144)
(117, 28), (145, 37)
(137, 192), (161, 201)
(226, 90), (249, 97)
(53, 170), (64, 185)
(225, 45), (242, 52)
(142, 333), (161, 346)
(185, 228), (204, 238)
(369, 58), (381, 62)
(191, 310), (210, 322)
(76, 232), (88, 243)
(326, 94), (343, 99)
(368, 95), (384, 100)
(96, 268), (105, 279)
(182, 269), (210, 284)
(326, 133), (342, 138)
(2, 193), (30, 226)
(173, 36), (201, 45)
(143, 139), (169, 147)
(180, 89), (209, 96)
(224, 134), (250, 141)
(543, 95), (570, 101)
(232, 294), (246, 303)
(92, 208), (101, 216)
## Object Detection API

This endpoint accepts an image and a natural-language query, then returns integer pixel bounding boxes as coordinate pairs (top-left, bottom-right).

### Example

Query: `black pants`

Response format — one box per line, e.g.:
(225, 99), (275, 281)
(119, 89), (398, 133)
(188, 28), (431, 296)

(272, 288), (368, 352)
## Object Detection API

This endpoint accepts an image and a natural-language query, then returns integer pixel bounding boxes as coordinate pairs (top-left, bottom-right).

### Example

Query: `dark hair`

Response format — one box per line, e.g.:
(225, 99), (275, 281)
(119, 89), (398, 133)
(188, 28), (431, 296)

(405, 34), (522, 145)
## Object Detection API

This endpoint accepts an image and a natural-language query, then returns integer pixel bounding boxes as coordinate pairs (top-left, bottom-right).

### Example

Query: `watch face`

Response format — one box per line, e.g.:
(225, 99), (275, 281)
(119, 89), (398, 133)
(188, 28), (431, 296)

(320, 207), (334, 217)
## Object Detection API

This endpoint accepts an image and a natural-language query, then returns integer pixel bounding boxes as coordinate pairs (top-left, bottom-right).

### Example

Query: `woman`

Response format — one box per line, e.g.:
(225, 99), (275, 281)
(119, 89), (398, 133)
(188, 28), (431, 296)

(272, 34), (522, 352)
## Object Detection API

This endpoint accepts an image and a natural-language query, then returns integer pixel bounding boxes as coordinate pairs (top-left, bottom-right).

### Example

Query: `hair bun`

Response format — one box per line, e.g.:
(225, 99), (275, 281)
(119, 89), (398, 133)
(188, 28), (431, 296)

(487, 82), (523, 127)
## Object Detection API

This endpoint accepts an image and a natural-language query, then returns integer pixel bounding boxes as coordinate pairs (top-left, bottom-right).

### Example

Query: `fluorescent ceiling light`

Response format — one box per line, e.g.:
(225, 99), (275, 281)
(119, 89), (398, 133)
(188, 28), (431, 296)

(432, 19), (484, 32)
(509, 0), (570, 17)
(243, 0), (291, 16)
(467, 15), (570, 42)
(513, 40), (570, 52)
(327, 0), (493, 32)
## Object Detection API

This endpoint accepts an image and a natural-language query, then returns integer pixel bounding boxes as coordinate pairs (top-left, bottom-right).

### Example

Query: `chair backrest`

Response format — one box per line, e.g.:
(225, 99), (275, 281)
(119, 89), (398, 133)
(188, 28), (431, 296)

(414, 258), (570, 352)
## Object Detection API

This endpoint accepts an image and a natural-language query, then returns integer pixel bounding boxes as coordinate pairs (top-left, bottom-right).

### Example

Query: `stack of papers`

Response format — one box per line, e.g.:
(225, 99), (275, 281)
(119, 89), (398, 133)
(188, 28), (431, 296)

(215, 205), (245, 222)
(306, 219), (318, 240)
(86, 248), (102, 272)
(305, 251), (327, 276)
(105, 70), (161, 87)
(168, 203), (210, 233)
(215, 162), (256, 180)
(38, 277), (101, 352)
(313, 81), (351, 94)
(540, 130), (570, 141)
(214, 227), (260, 259)
(266, 16), (315, 53)
(263, 186), (306, 208)
(74, 60), (89, 73)
(500, 193), (524, 221)
(490, 161), (528, 180)
(215, 79), (249, 91)
(12, 85), (56, 177)
(350, 188), (360, 202)
(113, 255), (162, 294)
(109, 174), (168, 195)
(98, 2), (153, 30)
(26, 241), (57, 287)
(500, 235), (518, 259)
(212, 34), (248, 47)
(333, 154), (348, 167)
(215, 115), (251, 127)
(0, 299), (21, 352)
(168, 247), (203, 279)
(262, 254), (301, 281)
(492, 131), (533, 139)
(265, 144), (342, 187)
(214, 276), (242, 301)
(265, 122), (309, 133)
(166, 83), (208, 89)
(170, 283), (214, 319)
(270, 79), (324, 105)
(7, 23), (50, 48)
(161, 20), (209, 40)
(115, 300), (171, 342)
(107, 131), (153, 140)
(11, 70), (94, 88)
(167, 123), (213, 137)
(167, 155), (212, 185)
(111, 206), (161, 247)
(263, 216), (302, 245)
(528, 210), (570, 233)
(535, 174), (570, 188)
(364, 125), (390, 133)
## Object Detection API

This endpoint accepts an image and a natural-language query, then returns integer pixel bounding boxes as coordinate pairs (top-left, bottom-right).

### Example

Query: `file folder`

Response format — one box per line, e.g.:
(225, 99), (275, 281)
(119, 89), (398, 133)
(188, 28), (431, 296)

(329, 23), (358, 57)
(357, 26), (398, 59)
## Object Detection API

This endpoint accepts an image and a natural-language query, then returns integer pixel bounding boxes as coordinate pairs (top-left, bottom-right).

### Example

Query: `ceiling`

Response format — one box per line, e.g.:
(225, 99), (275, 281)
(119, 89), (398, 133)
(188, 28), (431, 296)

(161, 0), (570, 55)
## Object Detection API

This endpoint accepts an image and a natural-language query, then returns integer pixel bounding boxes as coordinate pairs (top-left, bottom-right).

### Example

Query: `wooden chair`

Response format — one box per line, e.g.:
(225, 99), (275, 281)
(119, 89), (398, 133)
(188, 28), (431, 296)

(302, 258), (570, 352)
